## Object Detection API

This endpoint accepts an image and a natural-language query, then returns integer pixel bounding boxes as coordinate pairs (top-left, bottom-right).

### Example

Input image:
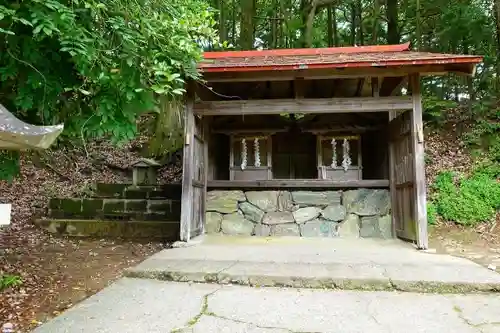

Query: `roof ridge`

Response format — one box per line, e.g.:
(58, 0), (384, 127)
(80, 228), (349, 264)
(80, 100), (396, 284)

(203, 42), (411, 59)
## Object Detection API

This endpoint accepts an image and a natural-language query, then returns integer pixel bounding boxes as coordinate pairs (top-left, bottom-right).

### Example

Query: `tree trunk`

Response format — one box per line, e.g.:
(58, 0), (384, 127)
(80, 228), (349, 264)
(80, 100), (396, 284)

(240, 0), (255, 49)
(271, 0), (278, 48)
(463, 39), (475, 110)
(415, 0), (420, 50)
(494, 0), (500, 93)
(350, 3), (356, 45)
(219, 0), (227, 42)
(305, 2), (318, 47)
(231, 0), (236, 44)
(302, 0), (340, 47)
(386, 0), (399, 44)
(356, 0), (363, 45)
(333, 4), (339, 46)
(327, 5), (333, 46)
(371, 0), (380, 43)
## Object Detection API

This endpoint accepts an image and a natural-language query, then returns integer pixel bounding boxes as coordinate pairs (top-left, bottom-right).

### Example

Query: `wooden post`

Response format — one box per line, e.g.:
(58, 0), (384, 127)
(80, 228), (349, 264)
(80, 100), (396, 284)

(316, 135), (323, 179)
(410, 74), (428, 249)
(202, 116), (210, 235)
(385, 75), (398, 239)
(267, 136), (273, 179)
(180, 82), (195, 242)
(371, 77), (380, 98)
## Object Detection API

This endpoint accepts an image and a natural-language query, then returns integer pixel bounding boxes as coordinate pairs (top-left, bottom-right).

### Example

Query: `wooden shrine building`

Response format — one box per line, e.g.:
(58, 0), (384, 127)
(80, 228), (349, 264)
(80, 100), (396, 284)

(180, 42), (482, 249)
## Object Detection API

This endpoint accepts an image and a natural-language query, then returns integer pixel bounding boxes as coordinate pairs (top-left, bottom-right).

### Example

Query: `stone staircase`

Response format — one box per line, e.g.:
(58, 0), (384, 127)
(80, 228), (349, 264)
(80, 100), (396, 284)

(36, 183), (181, 240)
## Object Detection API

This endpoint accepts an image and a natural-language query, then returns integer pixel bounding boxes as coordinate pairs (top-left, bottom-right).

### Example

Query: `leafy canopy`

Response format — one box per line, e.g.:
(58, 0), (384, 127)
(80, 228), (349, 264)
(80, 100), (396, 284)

(0, 0), (217, 143)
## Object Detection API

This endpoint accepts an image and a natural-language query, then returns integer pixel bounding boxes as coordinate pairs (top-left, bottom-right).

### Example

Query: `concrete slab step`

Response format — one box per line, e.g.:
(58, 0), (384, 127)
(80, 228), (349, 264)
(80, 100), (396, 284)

(125, 236), (500, 293)
(125, 258), (500, 293)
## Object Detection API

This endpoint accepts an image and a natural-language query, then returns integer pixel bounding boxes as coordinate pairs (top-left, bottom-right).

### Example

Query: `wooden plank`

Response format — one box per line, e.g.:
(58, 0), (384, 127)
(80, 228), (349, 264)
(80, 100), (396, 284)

(207, 179), (389, 188)
(410, 74), (429, 250)
(180, 81), (196, 242)
(212, 128), (288, 135)
(201, 65), (452, 83)
(194, 96), (413, 116)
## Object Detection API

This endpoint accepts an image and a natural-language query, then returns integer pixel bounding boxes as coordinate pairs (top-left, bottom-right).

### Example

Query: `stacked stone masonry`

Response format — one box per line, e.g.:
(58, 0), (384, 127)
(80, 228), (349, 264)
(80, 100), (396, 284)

(206, 189), (392, 238)
(38, 183), (183, 239)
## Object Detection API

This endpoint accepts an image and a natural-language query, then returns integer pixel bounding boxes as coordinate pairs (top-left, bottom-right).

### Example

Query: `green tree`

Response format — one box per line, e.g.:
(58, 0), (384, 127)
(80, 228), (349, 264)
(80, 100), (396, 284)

(0, 0), (217, 144)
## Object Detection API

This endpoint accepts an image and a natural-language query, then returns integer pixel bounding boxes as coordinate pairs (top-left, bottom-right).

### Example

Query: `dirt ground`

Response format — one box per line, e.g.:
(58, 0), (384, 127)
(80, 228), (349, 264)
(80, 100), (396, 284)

(429, 219), (500, 270)
(0, 222), (498, 333)
(0, 229), (164, 332)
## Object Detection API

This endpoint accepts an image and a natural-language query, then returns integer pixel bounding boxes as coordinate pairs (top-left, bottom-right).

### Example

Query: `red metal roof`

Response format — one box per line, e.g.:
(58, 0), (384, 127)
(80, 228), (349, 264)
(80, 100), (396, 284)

(200, 42), (483, 73)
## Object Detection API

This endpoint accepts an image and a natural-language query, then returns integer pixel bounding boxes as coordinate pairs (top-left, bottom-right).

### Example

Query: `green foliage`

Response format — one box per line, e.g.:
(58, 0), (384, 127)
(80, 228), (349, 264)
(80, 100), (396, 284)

(462, 102), (500, 163)
(422, 96), (458, 126)
(0, 151), (20, 182)
(474, 160), (500, 179)
(432, 171), (500, 226)
(427, 202), (437, 225)
(0, 0), (217, 144)
(0, 274), (22, 291)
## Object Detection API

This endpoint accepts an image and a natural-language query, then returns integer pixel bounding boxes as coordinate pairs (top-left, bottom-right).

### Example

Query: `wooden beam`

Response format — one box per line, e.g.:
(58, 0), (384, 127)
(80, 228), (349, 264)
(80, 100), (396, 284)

(207, 179), (389, 189)
(304, 125), (382, 134)
(371, 77), (380, 97)
(180, 81), (196, 242)
(201, 65), (452, 83)
(410, 74), (428, 250)
(294, 78), (306, 98)
(380, 77), (406, 96)
(194, 96), (413, 116)
(355, 78), (365, 97)
(212, 128), (289, 135)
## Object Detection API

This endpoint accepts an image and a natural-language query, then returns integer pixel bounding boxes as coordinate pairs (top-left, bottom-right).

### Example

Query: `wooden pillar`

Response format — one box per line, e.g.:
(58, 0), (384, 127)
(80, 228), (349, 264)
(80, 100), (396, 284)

(410, 74), (428, 249)
(202, 116), (210, 235)
(180, 82), (195, 242)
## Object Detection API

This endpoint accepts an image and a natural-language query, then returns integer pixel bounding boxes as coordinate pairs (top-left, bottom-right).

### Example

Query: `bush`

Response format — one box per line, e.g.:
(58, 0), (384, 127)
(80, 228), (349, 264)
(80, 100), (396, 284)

(427, 202), (438, 225)
(432, 170), (500, 226)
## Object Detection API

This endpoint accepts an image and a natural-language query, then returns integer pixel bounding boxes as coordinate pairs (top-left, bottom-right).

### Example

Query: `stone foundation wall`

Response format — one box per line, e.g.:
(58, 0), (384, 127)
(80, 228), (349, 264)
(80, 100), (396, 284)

(206, 189), (392, 239)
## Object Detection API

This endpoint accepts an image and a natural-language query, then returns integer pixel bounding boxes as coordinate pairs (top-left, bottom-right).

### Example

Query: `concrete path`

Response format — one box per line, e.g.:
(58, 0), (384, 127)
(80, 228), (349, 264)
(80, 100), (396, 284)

(126, 235), (500, 293)
(33, 278), (500, 333)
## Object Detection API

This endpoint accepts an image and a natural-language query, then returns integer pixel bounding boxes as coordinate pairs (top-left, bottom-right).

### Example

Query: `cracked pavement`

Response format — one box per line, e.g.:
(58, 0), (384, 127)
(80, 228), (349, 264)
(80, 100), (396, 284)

(33, 278), (500, 333)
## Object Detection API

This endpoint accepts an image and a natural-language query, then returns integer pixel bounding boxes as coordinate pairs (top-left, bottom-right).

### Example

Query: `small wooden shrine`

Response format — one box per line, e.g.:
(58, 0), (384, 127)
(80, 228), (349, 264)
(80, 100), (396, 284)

(179, 42), (483, 249)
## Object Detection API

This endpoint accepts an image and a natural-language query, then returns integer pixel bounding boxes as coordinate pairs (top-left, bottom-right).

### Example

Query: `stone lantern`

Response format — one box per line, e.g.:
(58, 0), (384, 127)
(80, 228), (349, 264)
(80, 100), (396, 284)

(130, 158), (161, 186)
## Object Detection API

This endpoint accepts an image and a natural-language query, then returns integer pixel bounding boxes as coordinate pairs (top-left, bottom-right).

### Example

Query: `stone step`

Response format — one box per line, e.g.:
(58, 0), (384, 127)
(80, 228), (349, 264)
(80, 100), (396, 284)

(125, 257), (500, 294)
(35, 218), (179, 240)
(48, 198), (181, 221)
(95, 183), (181, 200)
(124, 236), (500, 294)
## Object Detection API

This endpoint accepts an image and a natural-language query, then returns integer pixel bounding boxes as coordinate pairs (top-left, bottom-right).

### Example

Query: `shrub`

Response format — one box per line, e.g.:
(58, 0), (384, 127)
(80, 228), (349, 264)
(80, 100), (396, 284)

(427, 202), (438, 225)
(432, 170), (500, 226)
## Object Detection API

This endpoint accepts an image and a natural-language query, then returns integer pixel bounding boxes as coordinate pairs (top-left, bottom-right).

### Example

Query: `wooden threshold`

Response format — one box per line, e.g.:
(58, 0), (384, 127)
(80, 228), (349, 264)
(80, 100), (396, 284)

(207, 179), (389, 189)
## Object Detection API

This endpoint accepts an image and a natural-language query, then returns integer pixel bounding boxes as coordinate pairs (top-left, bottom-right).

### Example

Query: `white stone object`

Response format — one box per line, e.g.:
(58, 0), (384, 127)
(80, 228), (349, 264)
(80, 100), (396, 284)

(241, 138), (247, 170)
(342, 138), (352, 171)
(254, 138), (261, 167)
(0, 204), (11, 226)
(330, 138), (337, 168)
